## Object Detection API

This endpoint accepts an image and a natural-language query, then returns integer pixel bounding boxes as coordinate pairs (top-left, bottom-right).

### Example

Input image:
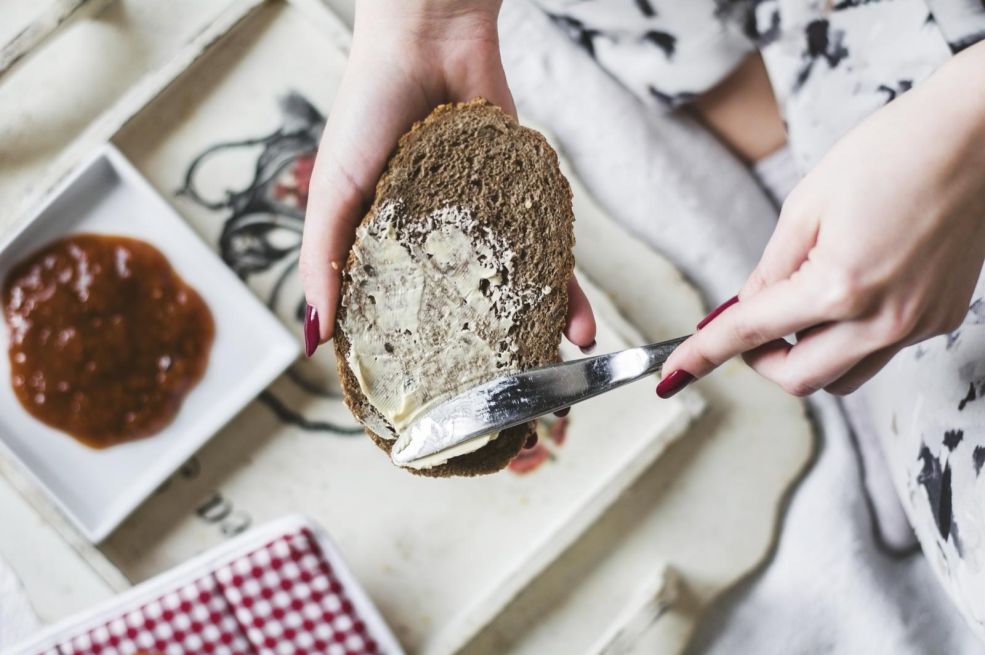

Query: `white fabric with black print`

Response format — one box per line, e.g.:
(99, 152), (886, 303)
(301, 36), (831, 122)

(754, 0), (961, 171)
(535, 0), (755, 107)
(530, 0), (985, 646)
(862, 276), (985, 643)
(532, 0), (985, 170)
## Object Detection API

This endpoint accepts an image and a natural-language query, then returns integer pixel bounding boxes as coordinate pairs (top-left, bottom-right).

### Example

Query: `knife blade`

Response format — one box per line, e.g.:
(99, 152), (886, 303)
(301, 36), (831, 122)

(390, 334), (690, 467)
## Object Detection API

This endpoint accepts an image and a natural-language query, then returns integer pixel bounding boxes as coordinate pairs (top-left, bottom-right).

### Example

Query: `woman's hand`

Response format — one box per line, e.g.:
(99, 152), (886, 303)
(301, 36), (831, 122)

(658, 41), (985, 398)
(300, 0), (596, 357)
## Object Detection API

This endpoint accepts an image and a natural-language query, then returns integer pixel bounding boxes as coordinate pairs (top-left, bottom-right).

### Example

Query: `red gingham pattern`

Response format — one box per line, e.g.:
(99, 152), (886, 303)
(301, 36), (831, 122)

(216, 530), (378, 655)
(41, 529), (384, 655)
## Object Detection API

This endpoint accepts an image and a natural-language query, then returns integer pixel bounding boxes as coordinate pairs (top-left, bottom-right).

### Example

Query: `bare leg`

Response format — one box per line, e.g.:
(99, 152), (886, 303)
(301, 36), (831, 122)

(688, 53), (786, 165)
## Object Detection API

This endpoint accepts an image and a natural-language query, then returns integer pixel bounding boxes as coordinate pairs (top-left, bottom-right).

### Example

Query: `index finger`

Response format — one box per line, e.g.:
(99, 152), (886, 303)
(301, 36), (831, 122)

(658, 270), (832, 388)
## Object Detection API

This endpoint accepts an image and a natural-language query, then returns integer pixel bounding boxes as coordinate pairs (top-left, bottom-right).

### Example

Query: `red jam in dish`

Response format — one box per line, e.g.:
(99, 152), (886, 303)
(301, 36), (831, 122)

(2, 234), (214, 448)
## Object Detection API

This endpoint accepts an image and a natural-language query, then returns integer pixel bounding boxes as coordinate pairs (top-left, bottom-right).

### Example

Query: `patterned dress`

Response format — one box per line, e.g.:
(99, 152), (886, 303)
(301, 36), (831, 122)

(531, 0), (985, 642)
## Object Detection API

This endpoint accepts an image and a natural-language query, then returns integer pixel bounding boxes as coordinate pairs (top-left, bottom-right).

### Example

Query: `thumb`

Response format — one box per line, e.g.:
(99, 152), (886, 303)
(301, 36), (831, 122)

(299, 65), (430, 350)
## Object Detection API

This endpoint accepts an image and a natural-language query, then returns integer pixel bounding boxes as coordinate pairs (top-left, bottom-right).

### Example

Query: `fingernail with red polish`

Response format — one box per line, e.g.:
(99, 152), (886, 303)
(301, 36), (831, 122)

(524, 434), (538, 449)
(697, 295), (739, 329)
(304, 304), (320, 358)
(580, 340), (597, 355)
(656, 370), (694, 399)
(553, 407), (570, 418)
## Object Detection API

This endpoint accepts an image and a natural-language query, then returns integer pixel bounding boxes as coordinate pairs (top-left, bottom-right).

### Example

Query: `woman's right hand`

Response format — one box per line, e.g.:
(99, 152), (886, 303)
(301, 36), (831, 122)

(299, 0), (596, 357)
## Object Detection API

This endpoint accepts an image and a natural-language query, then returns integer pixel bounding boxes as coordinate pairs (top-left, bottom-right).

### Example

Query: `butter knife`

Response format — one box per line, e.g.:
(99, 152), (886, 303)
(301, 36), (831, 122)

(390, 334), (690, 466)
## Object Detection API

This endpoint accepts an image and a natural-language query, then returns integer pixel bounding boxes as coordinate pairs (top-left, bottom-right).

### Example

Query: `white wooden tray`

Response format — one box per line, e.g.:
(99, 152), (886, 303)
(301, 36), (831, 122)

(0, 1), (701, 653)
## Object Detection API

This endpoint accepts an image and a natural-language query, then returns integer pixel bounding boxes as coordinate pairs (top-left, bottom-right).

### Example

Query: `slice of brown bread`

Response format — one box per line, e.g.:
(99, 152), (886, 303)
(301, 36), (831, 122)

(333, 98), (574, 477)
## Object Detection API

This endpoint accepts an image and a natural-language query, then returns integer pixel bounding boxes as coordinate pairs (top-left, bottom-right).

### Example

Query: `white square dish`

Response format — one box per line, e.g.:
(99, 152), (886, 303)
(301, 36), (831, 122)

(0, 144), (300, 542)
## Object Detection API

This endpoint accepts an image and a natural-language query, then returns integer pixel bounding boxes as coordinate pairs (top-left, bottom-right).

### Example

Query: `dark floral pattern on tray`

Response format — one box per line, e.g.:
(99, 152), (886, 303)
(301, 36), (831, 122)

(179, 92), (360, 436)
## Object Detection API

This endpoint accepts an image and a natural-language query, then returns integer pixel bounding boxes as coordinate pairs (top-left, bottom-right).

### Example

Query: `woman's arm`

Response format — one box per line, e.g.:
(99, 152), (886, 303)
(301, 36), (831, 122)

(658, 40), (985, 398)
(298, 0), (596, 356)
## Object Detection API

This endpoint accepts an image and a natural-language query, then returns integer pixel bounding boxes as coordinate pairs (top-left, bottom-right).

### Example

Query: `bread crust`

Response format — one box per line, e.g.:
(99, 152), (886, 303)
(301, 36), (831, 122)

(333, 99), (574, 477)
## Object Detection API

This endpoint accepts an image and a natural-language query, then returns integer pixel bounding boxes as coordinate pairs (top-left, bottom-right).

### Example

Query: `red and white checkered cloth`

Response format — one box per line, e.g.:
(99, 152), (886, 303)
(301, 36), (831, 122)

(40, 528), (382, 655)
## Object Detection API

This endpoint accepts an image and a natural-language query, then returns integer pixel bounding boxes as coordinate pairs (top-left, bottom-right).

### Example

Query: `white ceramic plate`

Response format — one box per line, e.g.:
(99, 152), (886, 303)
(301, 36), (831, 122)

(0, 145), (299, 542)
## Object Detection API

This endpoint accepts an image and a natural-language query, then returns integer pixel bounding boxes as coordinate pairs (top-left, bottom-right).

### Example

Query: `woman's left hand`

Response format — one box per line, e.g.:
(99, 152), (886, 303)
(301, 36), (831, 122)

(657, 41), (985, 399)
